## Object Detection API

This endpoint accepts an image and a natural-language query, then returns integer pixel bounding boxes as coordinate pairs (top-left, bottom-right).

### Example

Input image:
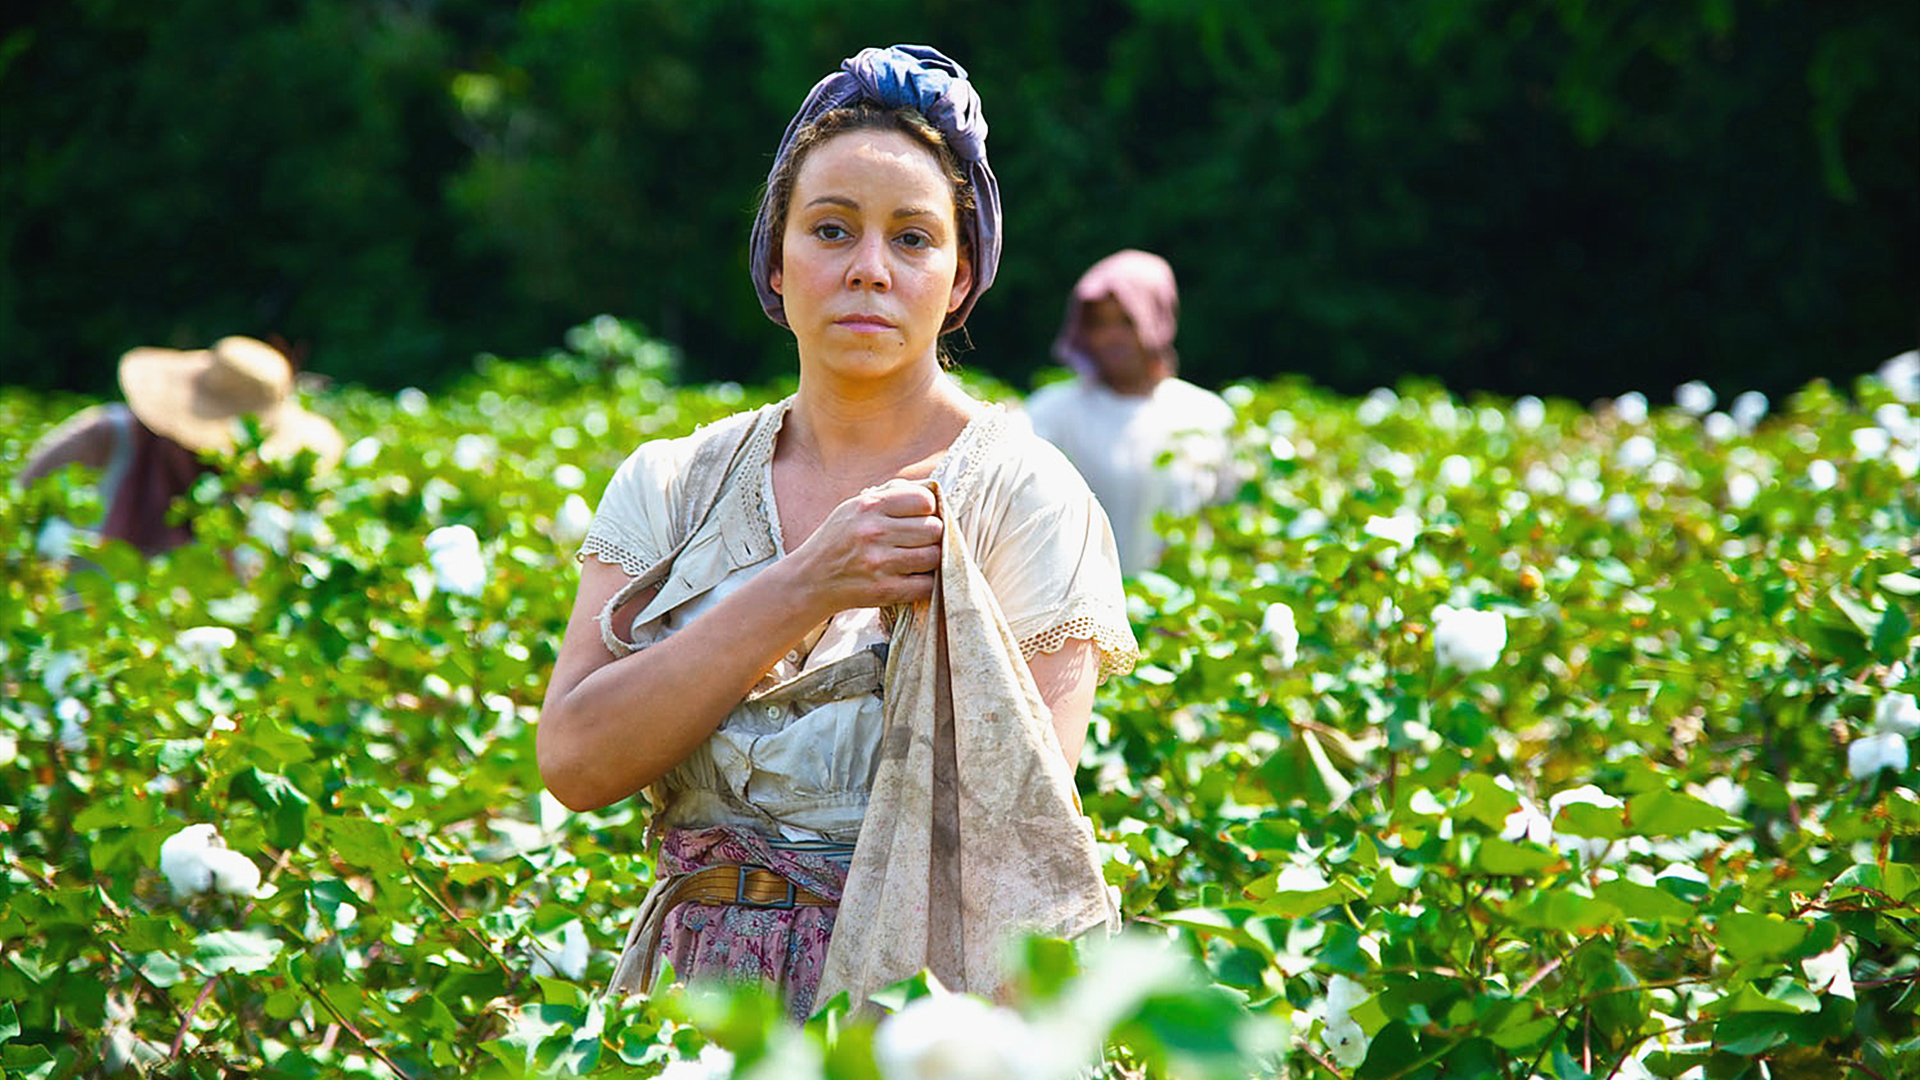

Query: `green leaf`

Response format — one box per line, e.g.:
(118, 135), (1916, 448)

(1876, 571), (1920, 596)
(1626, 789), (1743, 836)
(0, 1001), (16, 1045)
(1592, 879), (1695, 923)
(1356, 1020), (1424, 1080)
(1715, 913), (1809, 963)
(1554, 802), (1626, 839)
(192, 929), (285, 974)
(1474, 838), (1557, 876)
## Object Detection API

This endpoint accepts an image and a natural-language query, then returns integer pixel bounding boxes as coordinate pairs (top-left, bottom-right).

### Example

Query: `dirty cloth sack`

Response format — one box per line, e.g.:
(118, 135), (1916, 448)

(815, 484), (1117, 1009)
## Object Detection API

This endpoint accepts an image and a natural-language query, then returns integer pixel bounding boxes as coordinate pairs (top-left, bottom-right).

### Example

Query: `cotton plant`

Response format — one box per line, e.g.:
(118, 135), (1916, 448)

(873, 990), (1056, 1080)
(1430, 605), (1507, 673)
(158, 823), (262, 898)
(424, 523), (487, 598)
(553, 492), (594, 546)
(1315, 974), (1372, 1069)
(529, 919), (590, 982)
(1674, 380), (1716, 416)
(1849, 692), (1918, 779)
(1261, 602), (1298, 668)
(174, 625), (238, 671)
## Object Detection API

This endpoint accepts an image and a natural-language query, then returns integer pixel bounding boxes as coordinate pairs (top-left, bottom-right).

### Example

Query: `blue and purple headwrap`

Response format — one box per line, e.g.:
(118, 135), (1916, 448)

(749, 44), (1001, 332)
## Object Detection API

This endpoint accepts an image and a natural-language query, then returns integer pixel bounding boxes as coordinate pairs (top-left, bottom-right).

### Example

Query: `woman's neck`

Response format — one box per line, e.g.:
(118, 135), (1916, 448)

(787, 363), (980, 478)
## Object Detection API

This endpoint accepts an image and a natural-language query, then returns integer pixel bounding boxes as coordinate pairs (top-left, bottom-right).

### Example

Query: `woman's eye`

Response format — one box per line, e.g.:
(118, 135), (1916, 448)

(896, 231), (930, 249)
(813, 223), (848, 241)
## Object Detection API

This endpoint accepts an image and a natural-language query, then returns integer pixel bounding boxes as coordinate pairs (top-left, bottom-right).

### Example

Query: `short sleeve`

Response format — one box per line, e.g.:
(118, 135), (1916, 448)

(575, 436), (696, 578)
(965, 427), (1138, 681)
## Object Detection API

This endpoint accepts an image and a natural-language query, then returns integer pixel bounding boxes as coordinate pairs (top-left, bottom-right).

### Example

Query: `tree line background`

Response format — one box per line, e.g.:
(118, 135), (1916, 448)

(2, 0), (1914, 400)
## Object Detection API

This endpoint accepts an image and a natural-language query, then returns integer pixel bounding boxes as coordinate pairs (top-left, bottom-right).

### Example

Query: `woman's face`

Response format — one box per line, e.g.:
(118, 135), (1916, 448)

(1079, 296), (1158, 394)
(771, 128), (972, 383)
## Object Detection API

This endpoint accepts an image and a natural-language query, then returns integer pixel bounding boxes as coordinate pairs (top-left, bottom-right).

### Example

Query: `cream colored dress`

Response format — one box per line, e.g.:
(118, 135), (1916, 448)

(1024, 375), (1235, 575)
(577, 397), (1137, 845)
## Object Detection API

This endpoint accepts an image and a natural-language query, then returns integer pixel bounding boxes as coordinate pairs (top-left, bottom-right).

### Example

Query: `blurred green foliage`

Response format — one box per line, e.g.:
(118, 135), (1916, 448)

(2, 0), (1915, 398)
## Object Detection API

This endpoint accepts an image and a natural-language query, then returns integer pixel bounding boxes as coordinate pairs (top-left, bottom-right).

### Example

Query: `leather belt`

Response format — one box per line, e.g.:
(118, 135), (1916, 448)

(609, 863), (835, 996)
(670, 864), (835, 911)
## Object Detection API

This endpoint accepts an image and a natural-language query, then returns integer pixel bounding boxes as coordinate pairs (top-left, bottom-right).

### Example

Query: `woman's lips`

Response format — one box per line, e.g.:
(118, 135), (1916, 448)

(834, 315), (896, 333)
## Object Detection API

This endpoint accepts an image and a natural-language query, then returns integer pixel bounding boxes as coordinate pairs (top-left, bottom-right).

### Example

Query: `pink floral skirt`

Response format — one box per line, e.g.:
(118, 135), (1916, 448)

(657, 827), (850, 1021)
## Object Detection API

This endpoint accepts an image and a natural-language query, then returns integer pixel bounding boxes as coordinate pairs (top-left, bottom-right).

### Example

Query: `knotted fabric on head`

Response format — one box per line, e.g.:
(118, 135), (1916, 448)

(750, 44), (1001, 332)
(1052, 249), (1181, 377)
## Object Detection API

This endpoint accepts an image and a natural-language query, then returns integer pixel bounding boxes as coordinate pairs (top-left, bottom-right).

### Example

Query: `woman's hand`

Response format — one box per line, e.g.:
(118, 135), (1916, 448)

(786, 478), (944, 612)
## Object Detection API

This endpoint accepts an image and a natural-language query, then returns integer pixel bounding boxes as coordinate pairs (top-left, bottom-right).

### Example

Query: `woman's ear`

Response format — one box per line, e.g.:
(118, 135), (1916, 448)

(769, 266), (783, 296)
(946, 248), (973, 314)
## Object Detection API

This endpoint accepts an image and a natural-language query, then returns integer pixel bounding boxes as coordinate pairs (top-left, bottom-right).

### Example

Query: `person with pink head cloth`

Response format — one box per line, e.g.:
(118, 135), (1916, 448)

(1025, 250), (1235, 574)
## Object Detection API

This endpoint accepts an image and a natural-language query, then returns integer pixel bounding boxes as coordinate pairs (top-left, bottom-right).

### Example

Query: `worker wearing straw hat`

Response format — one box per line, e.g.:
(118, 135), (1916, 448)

(19, 336), (343, 556)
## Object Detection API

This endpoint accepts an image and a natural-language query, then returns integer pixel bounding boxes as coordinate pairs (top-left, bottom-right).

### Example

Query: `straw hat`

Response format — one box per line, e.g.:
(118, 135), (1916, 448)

(118, 336), (344, 468)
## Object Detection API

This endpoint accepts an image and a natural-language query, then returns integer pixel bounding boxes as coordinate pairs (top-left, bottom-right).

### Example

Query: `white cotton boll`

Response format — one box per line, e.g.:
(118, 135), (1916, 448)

(1513, 395), (1546, 430)
(1362, 513), (1420, 553)
(175, 626), (238, 670)
(37, 517), (78, 562)
(553, 463), (587, 491)
(343, 436), (381, 469)
(1655, 863), (1709, 886)
(1431, 606), (1506, 674)
(554, 493), (593, 546)
(1874, 692), (1920, 737)
(452, 434), (493, 472)
(1873, 402), (1919, 444)
(1604, 492), (1639, 526)
(1802, 942), (1855, 1000)
(1320, 975), (1372, 1069)
(1356, 388), (1397, 427)
(1288, 507), (1330, 538)
(1725, 472), (1761, 509)
(1849, 731), (1910, 779)
(1549, 784), (1623, 864)
(529, 920), (590, 981)
(1524, 463), (1563, 496)
(1501, 798), (1553, 845)
(1613, 392), (1649, 425)
(1268, 434), (1297, 461)
(1261, 602), (1298, 668)
(1731, 390), (1768, 431)
(1852, 426), (1891, 461)
(1695, 776), (1749, 816)
(1565, 477), (1603, 507)
(397, 387), (429, 415)
(1806, 459), (1838, 491)
(1879, 350), (1920, 403)
(55, 697), (89, 751)
(42, 650), (84, 697)
(247, 501), (295, 555)
(1616, 435), (1657, 470)
(1274, 862), (1331, 892)
(1675, 381), (1716, 416)
(1703, 412), (1738, 442)
(874, 991), (1048, 1080)
(425, 525), (486, 598)
(1892, 445), (1920, 478)
(1438, 454), (1473, 488)
(1648, 460), (1683, 488)
(200, 847), (262, 897)
(0, 732), (16, 768)
(656, 1045), (735, 1080)
(159, 824), (220, 896)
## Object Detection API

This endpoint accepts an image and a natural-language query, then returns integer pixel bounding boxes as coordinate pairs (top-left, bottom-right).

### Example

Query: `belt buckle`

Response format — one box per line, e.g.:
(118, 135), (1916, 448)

(735, 864), (796, 910)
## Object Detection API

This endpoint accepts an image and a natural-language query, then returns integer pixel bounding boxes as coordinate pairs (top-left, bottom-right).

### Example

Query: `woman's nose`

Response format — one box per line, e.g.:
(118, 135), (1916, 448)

(845, 234), (890, 291)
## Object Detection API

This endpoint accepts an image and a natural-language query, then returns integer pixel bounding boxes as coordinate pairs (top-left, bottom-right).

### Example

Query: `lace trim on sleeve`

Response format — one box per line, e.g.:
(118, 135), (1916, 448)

(575, 533), (653, 578)
(1017, 601), (1140, 683)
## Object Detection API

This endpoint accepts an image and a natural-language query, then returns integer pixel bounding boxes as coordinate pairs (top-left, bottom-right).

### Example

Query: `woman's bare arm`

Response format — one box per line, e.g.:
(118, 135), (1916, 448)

(537, 480), (943, 811)
(1027, 639), (1099, 771)
(19, 407), (116, 488)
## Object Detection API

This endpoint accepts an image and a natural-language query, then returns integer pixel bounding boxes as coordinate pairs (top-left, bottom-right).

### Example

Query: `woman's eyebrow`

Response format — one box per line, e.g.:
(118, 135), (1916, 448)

(805, 195), (859, 210)
(893, 206), (938, 220)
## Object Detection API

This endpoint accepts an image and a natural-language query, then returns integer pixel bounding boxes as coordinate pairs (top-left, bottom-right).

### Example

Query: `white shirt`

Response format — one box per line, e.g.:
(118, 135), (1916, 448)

(1024, 376), (1234, 575)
